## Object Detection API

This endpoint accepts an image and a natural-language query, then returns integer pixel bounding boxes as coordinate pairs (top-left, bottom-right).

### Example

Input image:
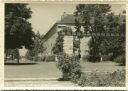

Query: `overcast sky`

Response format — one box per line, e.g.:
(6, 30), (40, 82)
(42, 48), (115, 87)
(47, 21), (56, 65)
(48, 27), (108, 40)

(28, 4), (126, 35)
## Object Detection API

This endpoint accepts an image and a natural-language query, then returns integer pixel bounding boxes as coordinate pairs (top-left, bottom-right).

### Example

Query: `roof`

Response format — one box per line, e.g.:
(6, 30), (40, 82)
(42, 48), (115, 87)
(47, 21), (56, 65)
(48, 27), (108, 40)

(57, 14), (83, 25)
(42, 14), (83, 43)
(42, 23), (58, 43)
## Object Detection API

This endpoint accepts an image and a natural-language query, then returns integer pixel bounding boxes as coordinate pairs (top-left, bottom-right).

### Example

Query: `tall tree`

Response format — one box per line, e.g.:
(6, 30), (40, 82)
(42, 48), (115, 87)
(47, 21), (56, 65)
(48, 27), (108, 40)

(5, 3), (34, 50)
(74, 4), (111, 62)
(99, 12), (126, 62)
(74, 4), (125, 62)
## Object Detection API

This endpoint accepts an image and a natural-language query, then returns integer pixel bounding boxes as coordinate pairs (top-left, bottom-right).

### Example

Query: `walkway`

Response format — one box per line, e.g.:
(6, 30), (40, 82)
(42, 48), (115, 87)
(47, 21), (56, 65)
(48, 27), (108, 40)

(5, 62), (79, 87)
(5, 80), (79, 87)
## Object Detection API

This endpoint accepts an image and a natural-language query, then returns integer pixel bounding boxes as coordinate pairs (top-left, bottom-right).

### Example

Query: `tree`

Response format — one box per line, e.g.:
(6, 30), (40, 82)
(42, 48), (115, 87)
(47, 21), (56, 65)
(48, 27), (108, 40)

(5, 3), (34, 50)
(5, 3), (34, 62)
(74, 4), (111, 62)
(52, 31), (64, 54)
(75, 4), (125, 63)
(26, 31), (45, 61)
(99, 13), (125, 64)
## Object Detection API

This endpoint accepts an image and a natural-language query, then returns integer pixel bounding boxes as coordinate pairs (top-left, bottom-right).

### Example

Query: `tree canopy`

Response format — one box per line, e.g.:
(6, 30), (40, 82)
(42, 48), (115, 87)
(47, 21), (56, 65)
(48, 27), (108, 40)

(75, 4), (125, 63)
(5, 3), (34, 50)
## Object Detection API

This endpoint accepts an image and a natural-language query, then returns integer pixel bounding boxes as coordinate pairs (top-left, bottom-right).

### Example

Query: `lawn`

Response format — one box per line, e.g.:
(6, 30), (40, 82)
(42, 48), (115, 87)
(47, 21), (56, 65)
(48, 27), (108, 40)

(5, 62), (62, 79)
(5, 61), (125, 79)
(80, 61), (125, 73)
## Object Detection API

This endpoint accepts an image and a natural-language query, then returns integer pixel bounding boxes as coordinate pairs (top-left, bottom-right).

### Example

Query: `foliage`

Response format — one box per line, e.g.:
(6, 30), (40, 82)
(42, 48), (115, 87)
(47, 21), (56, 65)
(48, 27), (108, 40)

(57, 53), (81, 82)
(115, 53), (125, 66)
(74, 4), (111, 62)
(98, 13), (126, 61)
(26, 31), (45, 61)
(5, 3), (34, 50)
(5, 49), (19, 63)
(52, 31), (64, 54)
(73, 38), (80, 49)
(75, 4), (125, 62)
(75, 4), (111, 33)
(62, 27), (73, 36)
(32, 55), (45, 62)
(45, 55), (55, 62)
(26, 54), (55, 62)
(87, 37), (101, 62)
(77, 69), (125, 87)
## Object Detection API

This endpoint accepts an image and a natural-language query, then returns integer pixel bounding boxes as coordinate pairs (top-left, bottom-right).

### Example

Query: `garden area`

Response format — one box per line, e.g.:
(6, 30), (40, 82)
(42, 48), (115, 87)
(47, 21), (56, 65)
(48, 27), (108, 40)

(5, 58), (125, 87)
(5, 4), (126, 87)
(55, 53), (125, 87)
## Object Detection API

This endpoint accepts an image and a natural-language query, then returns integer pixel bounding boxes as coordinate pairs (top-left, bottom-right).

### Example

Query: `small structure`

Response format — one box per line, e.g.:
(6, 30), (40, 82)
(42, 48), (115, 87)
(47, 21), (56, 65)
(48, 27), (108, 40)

(19, 46), (28, 62)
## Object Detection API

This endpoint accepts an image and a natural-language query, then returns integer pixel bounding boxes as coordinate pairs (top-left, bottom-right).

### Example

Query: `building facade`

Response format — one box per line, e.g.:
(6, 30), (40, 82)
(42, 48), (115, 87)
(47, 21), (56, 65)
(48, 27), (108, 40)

(42, 13), (91, 58)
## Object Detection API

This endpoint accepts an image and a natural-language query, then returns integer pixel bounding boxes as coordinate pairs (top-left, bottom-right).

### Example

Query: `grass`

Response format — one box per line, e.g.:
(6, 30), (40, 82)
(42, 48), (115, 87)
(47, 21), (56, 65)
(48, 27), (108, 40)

(5, 60), (125, 87)
(5, 62), (62, 79)
(77, 69), (125, 87)
(75, 61), (125, 87)
(80, 61), (125, 73)
(5, 60), (125, 79)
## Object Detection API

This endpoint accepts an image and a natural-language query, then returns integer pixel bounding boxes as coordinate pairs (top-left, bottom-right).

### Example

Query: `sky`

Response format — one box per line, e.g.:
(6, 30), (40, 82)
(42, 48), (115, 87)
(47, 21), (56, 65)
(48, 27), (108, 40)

(28, 4), (126, 35)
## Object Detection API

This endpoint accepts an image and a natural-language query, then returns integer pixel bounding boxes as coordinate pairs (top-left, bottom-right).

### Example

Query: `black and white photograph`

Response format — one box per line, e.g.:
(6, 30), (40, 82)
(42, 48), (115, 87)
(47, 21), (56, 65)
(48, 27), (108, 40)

(4, 3), (126, 87)
(2, 89), (126, 91)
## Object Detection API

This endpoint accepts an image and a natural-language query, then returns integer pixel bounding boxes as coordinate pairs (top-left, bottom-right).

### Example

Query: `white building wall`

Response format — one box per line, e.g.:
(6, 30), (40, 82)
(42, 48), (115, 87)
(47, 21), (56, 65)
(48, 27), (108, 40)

(43, 32), (58, 55)
(43, 23), (91, 58)
(80, 37), (91, 58)
(57, 24), (91, 57)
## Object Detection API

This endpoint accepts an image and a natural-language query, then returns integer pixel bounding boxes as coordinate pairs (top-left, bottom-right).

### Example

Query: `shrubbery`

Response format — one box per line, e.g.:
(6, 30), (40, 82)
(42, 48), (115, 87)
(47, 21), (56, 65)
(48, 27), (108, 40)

(87, 55), (101, 62)
(26, 53), (55, 62)
(77, 69), (125, 87)
(115, 54), (125, 66)
(57, 53), (81, 82)
(5, 49), (19, 62)
(32, 55), (45, 62)
(45, 55), (55, 62)
(57, 53), (125, 87)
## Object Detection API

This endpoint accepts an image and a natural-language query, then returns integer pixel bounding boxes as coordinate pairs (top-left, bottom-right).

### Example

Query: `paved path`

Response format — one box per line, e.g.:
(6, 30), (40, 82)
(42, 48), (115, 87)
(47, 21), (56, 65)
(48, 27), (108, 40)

(5, 80), (79, 87)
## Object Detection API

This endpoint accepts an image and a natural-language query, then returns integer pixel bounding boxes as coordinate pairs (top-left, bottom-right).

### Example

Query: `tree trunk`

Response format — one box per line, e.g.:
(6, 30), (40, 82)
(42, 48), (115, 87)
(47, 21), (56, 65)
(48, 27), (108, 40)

(17, 49), (20, 63)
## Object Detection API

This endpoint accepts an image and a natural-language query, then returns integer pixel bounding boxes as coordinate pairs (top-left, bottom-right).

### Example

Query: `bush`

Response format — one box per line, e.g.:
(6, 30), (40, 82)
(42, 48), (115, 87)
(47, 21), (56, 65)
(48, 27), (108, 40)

(57, 53), (81, 82)
(5, 49), (19, 62)
(25, 52), (46, 62)
(77, 69), (125, 87)
(87, 55), (101, 62)
(115, 54), (125, 66)
(45, 55), (55, 62)
(32, 55), (46, 62)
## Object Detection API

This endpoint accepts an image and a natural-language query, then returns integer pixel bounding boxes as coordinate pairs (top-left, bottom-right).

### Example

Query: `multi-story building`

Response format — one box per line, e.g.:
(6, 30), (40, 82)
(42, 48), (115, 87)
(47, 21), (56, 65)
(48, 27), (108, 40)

(42, 12), (91, 58)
